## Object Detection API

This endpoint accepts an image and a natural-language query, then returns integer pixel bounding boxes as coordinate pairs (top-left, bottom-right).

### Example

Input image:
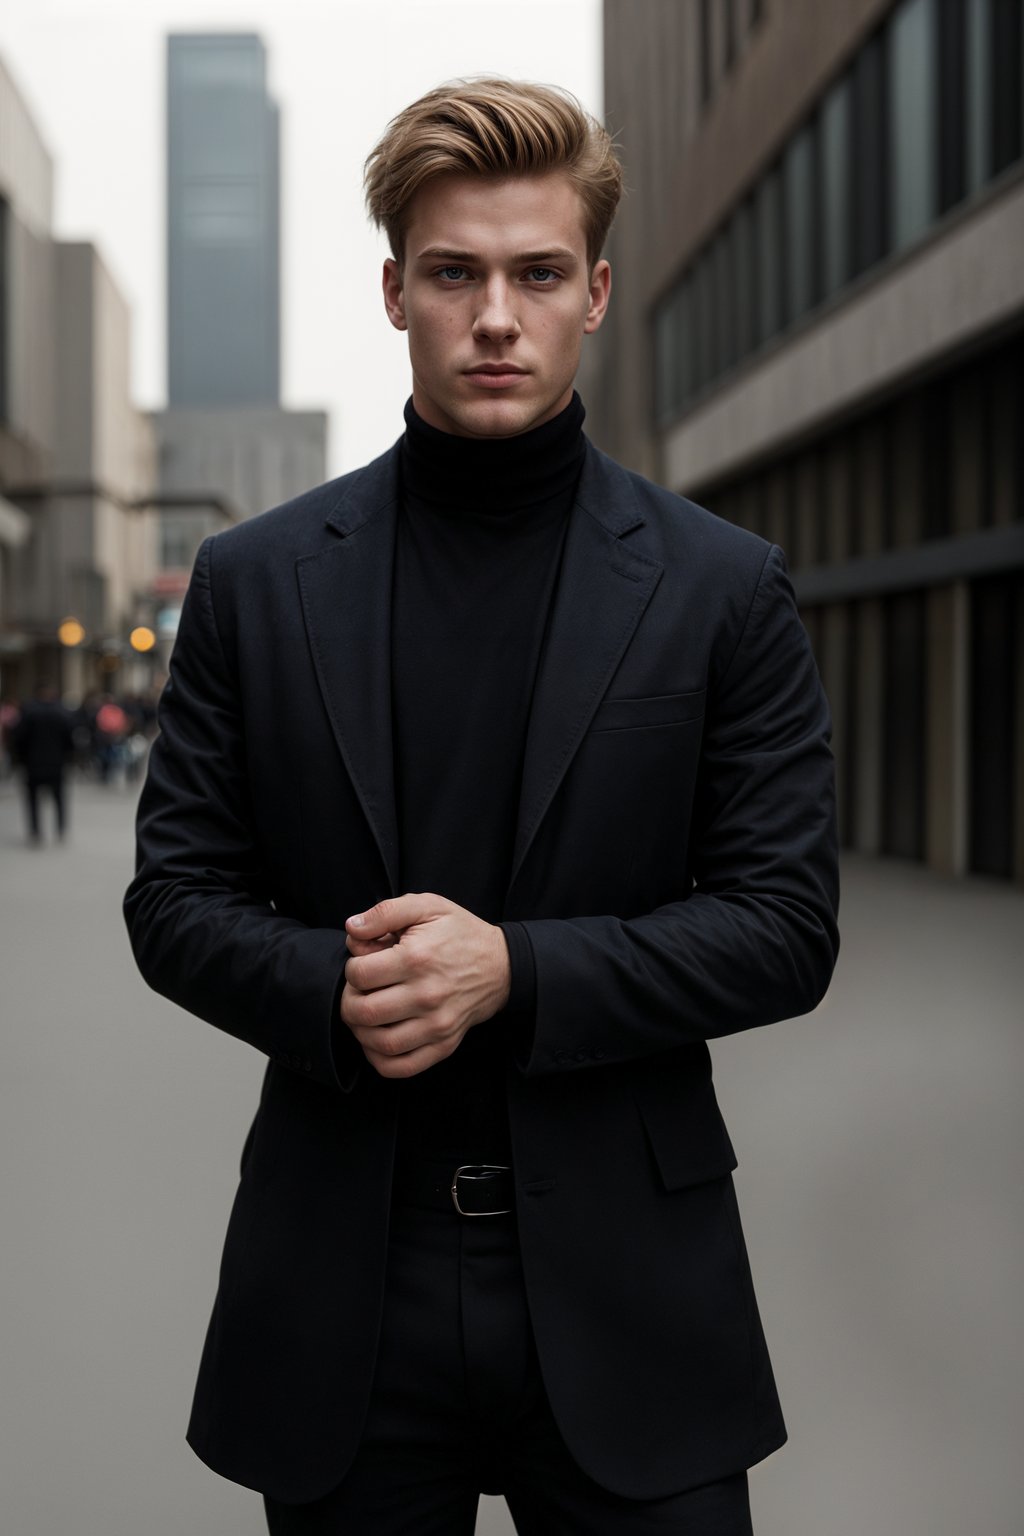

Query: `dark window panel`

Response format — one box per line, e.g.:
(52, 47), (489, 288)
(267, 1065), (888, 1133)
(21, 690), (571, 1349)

(734, 200), (757, 358)
(938, 0), (968, 211)
(755, 166), (784, 343)
(783, 122), (820, 322)
(888, 0), (939, 252)
(821, 72), (853, 295)
(991, 0), (1023, 173)
(967, 0), (993, 191)
(921, 380), (951, 539)
(851, 31), (890, 275)
(716, 228), (737, 373)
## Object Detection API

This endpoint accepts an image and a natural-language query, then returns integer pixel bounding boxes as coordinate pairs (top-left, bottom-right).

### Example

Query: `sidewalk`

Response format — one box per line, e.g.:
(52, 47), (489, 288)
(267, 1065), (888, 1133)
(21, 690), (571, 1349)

(1, 779), (1021, 1534)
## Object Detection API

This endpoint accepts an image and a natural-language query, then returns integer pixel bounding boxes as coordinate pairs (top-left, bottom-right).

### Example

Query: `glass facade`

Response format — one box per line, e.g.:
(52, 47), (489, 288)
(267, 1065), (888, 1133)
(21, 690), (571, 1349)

(889, 0), (938, 251)
(653, 0), (1024, 424)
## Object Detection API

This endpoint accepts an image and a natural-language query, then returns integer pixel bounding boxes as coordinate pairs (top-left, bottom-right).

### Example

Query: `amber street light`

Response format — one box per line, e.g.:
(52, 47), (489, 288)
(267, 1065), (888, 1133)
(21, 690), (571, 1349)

(58, 617), (86, 647)
(130, 626), (157, 654)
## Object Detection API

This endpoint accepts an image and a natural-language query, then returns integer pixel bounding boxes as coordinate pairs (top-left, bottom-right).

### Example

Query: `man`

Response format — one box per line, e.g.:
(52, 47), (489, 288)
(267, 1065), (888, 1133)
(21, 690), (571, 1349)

(13, 682), (75, 844)
(125, 79), (839, 1534)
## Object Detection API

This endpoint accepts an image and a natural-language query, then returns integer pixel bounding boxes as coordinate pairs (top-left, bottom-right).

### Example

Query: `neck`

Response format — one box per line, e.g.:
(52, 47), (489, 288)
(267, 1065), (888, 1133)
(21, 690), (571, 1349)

(400, 392), (586, 517)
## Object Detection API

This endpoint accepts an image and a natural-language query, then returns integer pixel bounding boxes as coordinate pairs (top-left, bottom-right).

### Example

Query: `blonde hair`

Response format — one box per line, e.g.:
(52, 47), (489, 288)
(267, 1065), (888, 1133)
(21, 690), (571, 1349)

(364, 77), (623, 269)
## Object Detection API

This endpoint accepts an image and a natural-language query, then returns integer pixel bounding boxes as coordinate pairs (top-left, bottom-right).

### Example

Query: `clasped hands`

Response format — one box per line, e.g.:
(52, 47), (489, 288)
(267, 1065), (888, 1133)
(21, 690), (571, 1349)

(341, 893), (511, 1078)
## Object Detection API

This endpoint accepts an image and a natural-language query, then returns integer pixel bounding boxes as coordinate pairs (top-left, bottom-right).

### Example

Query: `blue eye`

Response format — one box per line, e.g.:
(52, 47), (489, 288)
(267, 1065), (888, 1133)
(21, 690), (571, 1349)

(438, 265), (467, 281)
(528, 267), (558, 283)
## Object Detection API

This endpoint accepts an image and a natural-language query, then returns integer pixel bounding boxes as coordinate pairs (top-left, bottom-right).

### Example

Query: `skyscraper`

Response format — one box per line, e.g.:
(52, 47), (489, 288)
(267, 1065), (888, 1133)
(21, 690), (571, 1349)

(167, 34), (280, 405)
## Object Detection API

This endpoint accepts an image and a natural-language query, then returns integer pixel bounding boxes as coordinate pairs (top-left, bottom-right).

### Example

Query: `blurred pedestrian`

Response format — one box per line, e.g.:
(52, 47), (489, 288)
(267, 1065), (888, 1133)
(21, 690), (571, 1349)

(0, 695), (20, 779)
(12, 683), (76, 844)
(94, 694), (129, 783)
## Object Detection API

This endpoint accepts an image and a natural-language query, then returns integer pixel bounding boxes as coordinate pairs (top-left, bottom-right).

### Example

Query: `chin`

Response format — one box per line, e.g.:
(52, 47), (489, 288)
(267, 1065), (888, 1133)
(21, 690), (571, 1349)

(450, 392), (561, 440)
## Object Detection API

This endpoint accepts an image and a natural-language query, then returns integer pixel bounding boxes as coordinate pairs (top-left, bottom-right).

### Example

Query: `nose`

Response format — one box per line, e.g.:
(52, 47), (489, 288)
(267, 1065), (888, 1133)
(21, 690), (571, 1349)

(472, 277), (520, 342)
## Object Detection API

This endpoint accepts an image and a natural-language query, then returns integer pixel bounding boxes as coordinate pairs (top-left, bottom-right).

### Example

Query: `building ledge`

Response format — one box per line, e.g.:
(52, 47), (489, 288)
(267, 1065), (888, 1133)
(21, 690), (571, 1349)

(663, 174), (1024, 493)
(793, 523), (1024, 607)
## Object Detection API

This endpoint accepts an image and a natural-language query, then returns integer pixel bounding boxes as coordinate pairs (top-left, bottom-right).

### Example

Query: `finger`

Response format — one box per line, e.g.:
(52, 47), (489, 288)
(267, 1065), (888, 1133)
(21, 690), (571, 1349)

(346, 892), (446, 941)
(361, 1038), (455, 1080)
(345, 946), (409, 993)
(345, 932), (399, 961)
(341, 980), (423, 1032)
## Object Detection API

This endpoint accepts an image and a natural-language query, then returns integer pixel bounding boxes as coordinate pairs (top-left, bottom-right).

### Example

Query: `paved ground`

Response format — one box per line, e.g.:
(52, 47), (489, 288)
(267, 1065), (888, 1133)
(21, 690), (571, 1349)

(1, 774), (1022, 1535)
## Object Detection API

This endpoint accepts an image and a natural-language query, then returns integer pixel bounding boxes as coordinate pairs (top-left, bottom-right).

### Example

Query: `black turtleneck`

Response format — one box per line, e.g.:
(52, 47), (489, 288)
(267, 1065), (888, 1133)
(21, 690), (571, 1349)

(391, 392), (586, 1170)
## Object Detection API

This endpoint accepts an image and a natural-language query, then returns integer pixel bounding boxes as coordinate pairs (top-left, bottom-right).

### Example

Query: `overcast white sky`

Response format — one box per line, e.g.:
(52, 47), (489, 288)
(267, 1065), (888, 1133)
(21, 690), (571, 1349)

(0, 0), (602, 475)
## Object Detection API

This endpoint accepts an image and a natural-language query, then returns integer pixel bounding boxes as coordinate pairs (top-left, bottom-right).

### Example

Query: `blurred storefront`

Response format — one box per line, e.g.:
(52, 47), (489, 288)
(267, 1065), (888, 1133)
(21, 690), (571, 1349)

(589, 0), (1024, 883)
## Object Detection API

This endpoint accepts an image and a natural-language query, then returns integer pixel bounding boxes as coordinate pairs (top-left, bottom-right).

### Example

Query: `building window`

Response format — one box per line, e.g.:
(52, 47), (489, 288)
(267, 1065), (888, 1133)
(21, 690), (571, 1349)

(733, 198), (757, 357)
(851, 30), (890, 276)
(694, 251), (715, 393)
(820, 72), (853, 295)
(991, 0), (1023, 174)
(715, 228), (737, 373)
(966, 0), (993, 191)
(888, 0), (939, 253)
(937, 0), (968, 212)
(754, 165), (784, 344)
(783, 122), (820, 322)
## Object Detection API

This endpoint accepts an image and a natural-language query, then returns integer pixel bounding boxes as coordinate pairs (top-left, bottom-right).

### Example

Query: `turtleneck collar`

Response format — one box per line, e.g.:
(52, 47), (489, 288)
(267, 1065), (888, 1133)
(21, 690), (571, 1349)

(400, 392), (586, 518)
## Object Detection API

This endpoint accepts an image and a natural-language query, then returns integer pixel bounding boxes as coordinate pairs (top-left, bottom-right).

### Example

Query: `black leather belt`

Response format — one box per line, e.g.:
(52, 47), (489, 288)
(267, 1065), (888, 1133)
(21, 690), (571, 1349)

(394, 1162), (515, 1217)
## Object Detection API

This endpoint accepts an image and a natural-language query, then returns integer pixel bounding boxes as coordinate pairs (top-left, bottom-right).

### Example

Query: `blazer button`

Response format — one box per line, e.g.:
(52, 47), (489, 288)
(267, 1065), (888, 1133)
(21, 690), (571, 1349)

(553, 1049), (568, 1066)
(574, 1048), (588, 1064)
(303, 1058), (312, 1072)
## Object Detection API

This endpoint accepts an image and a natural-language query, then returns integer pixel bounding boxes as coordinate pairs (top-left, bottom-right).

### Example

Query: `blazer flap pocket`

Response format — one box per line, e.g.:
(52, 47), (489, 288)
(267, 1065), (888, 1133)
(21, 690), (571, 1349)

(590, 689), (706, 733)
(634, 1070), (738, 1191)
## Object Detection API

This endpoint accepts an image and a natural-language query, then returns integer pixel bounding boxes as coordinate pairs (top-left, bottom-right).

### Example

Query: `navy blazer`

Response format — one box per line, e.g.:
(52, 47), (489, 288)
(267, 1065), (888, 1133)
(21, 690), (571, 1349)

(125, 437), (839, 1502)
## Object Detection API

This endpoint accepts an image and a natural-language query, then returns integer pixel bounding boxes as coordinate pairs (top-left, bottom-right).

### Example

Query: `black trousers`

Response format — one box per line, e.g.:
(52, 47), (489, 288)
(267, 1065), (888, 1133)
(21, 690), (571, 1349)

(264, 1196), (754, 1535)
(25, 773), (67, 840)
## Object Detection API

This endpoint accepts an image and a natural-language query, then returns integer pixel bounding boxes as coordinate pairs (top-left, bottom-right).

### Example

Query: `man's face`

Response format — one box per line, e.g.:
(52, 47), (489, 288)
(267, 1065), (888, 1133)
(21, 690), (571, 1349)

(382, 172), (611, 439)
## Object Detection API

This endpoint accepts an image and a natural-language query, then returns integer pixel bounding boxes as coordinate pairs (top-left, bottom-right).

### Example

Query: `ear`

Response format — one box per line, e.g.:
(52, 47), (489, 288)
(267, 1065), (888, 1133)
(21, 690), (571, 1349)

(382, 258), (407, 332)
(583, 259), (612, 334)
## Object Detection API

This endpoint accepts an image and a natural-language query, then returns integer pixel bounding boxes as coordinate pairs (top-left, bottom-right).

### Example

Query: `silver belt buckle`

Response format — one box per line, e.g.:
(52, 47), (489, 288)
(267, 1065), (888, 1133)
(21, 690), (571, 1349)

(451, 1163), (513, 1217)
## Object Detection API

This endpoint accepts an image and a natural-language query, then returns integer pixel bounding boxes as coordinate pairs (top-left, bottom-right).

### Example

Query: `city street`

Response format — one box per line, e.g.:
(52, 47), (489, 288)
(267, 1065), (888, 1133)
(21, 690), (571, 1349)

(1, 774), (1022, 1535)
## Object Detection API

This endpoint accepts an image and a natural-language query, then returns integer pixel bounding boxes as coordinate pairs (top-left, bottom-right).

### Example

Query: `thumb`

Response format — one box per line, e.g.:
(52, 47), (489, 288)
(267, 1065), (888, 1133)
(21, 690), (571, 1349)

(346, 892), (442, 940)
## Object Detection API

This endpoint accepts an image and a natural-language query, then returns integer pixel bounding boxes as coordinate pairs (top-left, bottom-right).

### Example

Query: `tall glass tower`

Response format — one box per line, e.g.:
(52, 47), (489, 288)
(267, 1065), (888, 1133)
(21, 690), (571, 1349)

(166, 34), (280, 405)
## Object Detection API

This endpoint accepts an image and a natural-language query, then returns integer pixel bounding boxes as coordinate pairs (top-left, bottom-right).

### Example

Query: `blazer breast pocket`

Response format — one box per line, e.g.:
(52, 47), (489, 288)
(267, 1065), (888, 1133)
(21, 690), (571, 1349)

(588, 689), (706, 734)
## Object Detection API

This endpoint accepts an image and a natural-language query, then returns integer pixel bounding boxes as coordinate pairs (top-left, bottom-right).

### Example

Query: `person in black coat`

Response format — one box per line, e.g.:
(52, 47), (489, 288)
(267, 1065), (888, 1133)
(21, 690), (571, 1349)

(13, 683), (76, 844)
(125, 79), (840, 1535)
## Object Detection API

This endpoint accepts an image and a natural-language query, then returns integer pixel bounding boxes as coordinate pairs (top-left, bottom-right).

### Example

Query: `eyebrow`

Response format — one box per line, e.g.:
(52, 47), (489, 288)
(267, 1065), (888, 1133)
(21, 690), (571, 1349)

(414, 246), (580, 265)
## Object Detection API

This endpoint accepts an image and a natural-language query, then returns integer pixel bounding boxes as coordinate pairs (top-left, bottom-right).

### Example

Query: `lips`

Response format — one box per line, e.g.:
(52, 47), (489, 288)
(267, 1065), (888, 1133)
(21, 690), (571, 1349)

(465, 365), (529, 388)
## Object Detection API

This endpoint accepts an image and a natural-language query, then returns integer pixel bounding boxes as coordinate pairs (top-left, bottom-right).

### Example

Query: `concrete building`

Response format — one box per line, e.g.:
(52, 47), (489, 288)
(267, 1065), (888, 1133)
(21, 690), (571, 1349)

(591, 0), (1024, 884)
(0, 56), (158, 701)
(167, 33), (280, 408)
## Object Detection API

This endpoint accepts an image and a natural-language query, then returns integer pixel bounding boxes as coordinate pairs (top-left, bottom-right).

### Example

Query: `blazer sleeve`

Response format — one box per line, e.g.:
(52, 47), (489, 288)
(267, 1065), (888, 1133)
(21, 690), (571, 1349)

(123, 536), (358, 1093)
(517, 544), (840, 1074)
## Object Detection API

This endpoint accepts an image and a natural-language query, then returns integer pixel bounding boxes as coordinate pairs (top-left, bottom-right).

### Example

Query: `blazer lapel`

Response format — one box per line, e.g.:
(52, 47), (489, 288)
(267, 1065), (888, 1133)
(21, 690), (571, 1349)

(296, 449), (401, 894)
(509, 446), (664, 891)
